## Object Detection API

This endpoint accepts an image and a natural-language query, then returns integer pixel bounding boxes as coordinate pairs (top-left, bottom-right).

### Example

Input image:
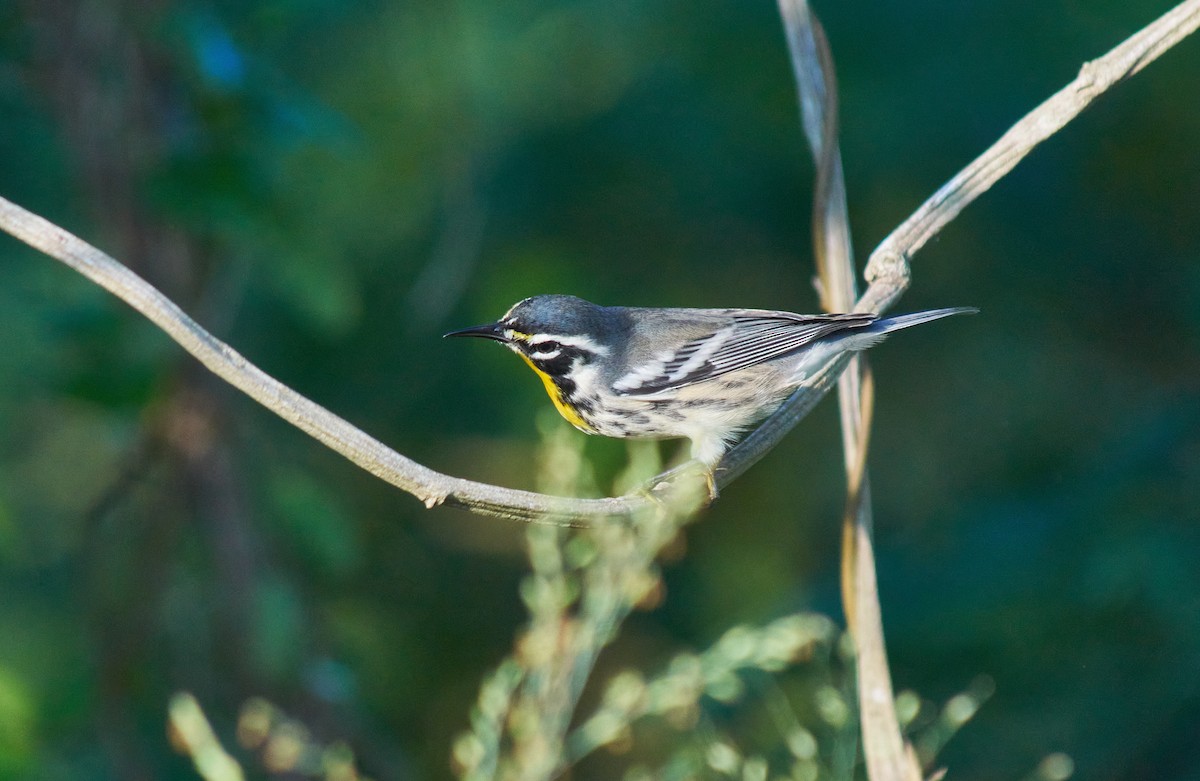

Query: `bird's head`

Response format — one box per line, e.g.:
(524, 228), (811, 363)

(444, 295), (619, 380)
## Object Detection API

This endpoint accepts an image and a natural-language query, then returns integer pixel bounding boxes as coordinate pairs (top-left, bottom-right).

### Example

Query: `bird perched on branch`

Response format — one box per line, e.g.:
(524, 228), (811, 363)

(447, 295), (975, 495)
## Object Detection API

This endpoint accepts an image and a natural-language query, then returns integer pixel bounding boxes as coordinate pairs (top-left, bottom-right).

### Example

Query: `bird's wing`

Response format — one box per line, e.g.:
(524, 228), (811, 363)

(612, 311), (877, 395)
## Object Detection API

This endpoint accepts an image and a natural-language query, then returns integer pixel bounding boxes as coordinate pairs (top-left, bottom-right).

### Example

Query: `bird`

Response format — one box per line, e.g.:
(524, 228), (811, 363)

(446, 295), (975, 494)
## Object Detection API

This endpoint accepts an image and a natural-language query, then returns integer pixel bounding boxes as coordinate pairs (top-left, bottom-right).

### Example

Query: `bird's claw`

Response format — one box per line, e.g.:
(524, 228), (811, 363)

(637, 460), (719, 508)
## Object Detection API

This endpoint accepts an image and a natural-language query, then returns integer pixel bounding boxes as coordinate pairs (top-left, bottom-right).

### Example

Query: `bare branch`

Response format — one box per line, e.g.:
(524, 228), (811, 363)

(781, 2), (1200, 779)
(0, 195), (841, 524)
(760, 0), (1200, 476)
(779, 2), (917, 779)
(0, 195), (626, 523)
(858, 0), (1200, 315)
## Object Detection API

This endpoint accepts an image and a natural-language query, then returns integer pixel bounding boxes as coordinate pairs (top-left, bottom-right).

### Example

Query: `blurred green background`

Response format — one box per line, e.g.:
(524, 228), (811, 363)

(2, 0), (1199, 778)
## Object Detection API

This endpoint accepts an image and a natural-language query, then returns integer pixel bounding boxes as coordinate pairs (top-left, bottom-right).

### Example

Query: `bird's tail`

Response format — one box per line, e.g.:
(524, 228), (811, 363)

(780, 306), (976, 385)
(875, 306), (979, 334)
(835, 306), (977, 353)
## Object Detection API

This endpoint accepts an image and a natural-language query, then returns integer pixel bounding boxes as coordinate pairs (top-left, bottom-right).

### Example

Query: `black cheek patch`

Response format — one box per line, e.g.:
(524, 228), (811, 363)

(555, 376), (578, 398)
(532, 345), (588, 377)
(535, 353), (575, 376)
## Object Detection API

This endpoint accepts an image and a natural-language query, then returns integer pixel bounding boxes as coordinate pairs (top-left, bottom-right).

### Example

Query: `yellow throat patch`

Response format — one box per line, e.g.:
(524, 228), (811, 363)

(518, 352), (596, 433)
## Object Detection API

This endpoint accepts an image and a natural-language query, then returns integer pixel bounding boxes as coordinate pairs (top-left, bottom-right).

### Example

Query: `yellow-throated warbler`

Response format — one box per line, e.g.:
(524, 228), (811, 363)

(447, 295), (975, 483)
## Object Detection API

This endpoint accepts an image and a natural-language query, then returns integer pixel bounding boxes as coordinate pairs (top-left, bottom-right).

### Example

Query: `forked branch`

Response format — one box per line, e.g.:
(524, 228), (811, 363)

(777, 3), (1200, 781)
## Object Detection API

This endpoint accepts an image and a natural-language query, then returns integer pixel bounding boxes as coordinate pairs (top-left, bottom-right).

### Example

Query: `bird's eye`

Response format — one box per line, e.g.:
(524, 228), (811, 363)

(531, 340), (561, 354)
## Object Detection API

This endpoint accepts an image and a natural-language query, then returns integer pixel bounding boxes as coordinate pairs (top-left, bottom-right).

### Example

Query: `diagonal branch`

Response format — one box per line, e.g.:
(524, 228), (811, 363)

(858, 0), (1200, 316)
(760, 1), (1200, 532)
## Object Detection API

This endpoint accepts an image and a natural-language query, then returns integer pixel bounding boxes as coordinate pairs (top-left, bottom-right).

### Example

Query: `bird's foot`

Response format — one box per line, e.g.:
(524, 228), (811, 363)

(704, 470), (720, 502)
(638, 460), (718, 508)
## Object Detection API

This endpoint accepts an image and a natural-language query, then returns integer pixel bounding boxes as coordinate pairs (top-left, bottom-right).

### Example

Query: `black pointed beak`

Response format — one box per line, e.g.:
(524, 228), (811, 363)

(443, 322), (508, 342)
